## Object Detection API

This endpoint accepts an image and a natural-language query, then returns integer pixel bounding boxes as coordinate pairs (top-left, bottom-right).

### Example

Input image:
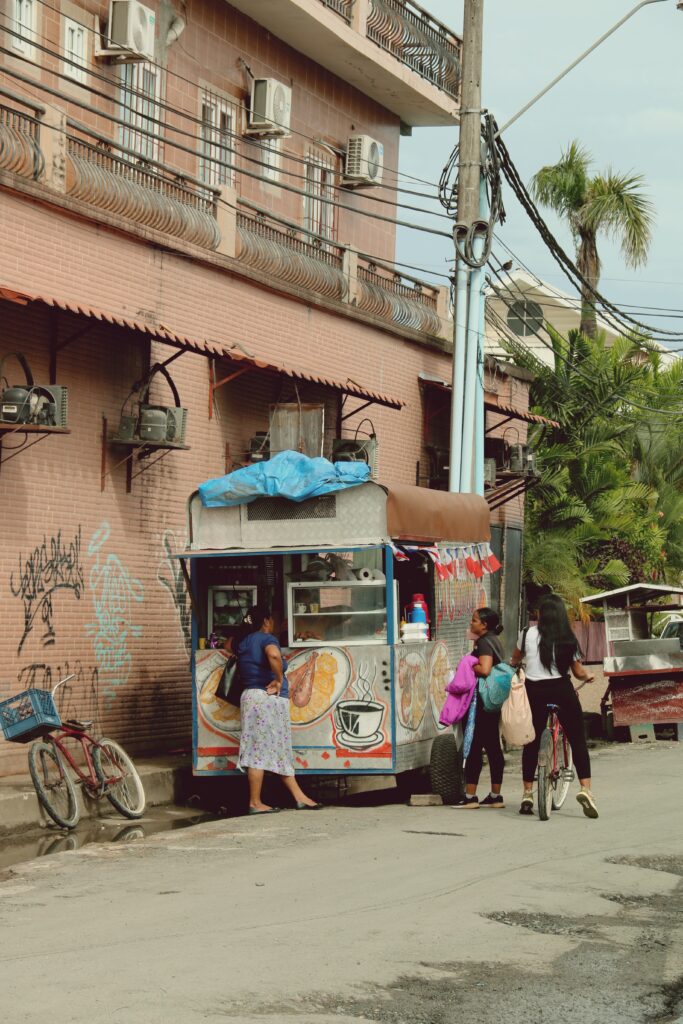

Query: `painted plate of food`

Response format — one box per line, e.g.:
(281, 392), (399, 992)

(397, 648), (429, 732)
(287, 646), (352, 726)
(196, 650), (241, 734)
(428, 641), (452, 726)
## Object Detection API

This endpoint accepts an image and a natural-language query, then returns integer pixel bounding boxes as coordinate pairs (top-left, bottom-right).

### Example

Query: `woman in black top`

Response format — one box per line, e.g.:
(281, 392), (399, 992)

(453, 607), (506, 809)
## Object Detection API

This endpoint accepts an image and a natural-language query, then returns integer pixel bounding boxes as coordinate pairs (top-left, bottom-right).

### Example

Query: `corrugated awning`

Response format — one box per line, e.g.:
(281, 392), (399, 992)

(419, 375), (559, 428)
(0, 285), (405, 411)
(484, 397), (560, 429)
(384, 483), (491, 543)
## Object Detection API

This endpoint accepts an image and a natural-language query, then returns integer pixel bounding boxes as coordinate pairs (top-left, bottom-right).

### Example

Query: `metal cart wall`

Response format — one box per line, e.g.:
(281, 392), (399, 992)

(178, 481), (496, 796)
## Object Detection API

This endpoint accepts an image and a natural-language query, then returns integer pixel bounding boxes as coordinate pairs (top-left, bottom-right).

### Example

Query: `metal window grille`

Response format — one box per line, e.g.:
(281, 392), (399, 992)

(199, 91), (237, 187)
(304, 152), (337, 241)
(119, 62), (161, 161)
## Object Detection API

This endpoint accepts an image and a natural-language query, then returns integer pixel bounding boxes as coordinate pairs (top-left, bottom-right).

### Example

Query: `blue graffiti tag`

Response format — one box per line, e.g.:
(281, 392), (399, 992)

(86, 522), (144, 698)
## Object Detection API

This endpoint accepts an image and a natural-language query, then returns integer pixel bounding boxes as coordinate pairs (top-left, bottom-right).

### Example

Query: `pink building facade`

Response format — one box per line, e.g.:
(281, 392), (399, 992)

(0, 0), (533, 776)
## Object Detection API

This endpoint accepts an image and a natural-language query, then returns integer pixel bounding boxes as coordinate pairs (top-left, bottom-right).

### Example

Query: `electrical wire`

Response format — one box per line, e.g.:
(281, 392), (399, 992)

(6, 0), (448, 196)
(486, 253), (683, 418)
(0, 50), (454, 243)
(493, 134), (683, 343)
(437, 112), (505, 269)
(0, 27), (453, 229)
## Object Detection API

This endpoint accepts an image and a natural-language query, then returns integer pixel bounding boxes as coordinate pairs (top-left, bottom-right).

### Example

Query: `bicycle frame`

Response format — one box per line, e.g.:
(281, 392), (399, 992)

(45, 727), (124, 796)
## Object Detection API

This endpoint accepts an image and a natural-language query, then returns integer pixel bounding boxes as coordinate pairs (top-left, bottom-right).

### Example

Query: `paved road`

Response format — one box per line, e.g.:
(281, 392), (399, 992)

(1, 743), (682, 1024)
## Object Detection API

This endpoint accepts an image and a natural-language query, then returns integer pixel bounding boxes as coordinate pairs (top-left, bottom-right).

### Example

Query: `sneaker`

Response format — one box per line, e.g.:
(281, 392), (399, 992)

(480, 794), (505, 808)
(519, 793), (534, 816)
(576, 788), (599, 819)
(451, 795), (479, 809)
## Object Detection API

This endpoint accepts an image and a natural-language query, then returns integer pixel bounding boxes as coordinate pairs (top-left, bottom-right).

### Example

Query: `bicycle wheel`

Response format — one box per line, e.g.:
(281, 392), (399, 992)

(28, 741), (80, 829)
(93, 739), (146, 819)
(552, 728), (574, 810)
(537, 728), (554, 822)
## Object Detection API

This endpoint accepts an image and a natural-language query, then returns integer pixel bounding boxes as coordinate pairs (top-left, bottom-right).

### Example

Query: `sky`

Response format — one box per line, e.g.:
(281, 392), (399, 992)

(396, 0), (683, 343)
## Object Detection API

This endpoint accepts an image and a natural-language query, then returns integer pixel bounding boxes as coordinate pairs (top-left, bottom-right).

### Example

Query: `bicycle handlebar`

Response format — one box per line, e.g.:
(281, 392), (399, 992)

(50, 674), (75, 697)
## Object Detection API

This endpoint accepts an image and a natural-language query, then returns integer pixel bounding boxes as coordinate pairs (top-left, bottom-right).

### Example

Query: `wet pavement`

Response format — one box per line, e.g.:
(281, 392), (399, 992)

(0, 806), (220, 872)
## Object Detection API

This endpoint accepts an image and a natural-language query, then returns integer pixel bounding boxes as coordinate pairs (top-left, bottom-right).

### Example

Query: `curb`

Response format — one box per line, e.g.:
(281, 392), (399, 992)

(0, 755), (192, 834)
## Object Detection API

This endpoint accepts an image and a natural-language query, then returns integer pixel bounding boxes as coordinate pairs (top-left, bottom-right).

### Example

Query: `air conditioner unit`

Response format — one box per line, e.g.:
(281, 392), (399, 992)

(103, 0), (156, 61)
(139, 404), (187, 444)
(508, 443), (527, 474)
(331, 437), (378, 478)
(0, 384), (68, 427)
(483, 458), (497, 489)
(343, 135), (384, 187)
(247, 79), (292, 134)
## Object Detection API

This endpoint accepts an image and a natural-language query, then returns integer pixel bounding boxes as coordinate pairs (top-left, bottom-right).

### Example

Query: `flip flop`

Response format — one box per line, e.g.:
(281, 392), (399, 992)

(248, 807), (281, 815)
(295, 802), (324, 810)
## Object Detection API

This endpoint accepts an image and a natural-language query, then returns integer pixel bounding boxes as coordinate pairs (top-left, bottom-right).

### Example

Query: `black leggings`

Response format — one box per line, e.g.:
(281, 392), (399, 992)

(465, 698), (505, 788)
(522, 676), (591, 782)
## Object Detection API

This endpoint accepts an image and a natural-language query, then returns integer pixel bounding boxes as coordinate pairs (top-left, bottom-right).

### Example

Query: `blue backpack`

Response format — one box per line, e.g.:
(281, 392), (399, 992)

(478, 662), (516, 712)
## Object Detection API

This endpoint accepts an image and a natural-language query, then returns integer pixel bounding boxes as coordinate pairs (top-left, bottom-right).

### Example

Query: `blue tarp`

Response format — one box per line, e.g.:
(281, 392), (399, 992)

(198, 450), (371, 508)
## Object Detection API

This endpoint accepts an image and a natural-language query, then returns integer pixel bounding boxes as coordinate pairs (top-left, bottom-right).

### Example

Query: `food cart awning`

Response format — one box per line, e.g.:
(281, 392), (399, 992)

(384, 484), (490, 543)
(581, 584), (683, 608)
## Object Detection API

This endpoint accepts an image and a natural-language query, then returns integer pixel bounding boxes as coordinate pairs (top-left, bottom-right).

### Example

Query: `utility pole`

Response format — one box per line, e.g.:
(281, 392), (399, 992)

(449, 0), (484, 492)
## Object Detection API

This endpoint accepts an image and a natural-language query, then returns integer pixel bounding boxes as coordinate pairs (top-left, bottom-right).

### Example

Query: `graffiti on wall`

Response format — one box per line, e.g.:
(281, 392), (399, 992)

(157, 530), (191, 658)
(17, 660), (100, 727)
(9, 528), (84, 654)
(86, 522), (144, 699)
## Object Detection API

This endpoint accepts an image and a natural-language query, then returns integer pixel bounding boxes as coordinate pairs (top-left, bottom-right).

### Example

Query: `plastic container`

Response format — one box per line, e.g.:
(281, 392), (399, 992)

(0, 689), (61, 743)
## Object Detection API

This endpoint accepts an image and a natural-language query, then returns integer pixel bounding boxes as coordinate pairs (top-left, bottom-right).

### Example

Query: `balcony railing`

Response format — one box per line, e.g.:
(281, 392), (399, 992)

(367, 0), (461, 99)
(318, 0), (354, 22)
(357, 258), (441, 335)
(65, 130), (221, 250)
(237, 205), (348, 301)
(0, 100), (44, 181)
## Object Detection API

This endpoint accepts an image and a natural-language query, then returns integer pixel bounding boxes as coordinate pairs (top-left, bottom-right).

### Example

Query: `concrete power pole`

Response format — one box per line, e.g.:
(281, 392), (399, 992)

(448, 0), (484, 492)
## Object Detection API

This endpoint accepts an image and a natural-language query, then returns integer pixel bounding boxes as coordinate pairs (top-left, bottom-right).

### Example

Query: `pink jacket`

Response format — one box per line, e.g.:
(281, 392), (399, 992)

(439, 654), (478, 727)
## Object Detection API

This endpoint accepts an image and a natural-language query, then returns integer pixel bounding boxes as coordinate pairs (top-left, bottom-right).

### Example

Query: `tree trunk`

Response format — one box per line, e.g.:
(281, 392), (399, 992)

(577, 229), (600, 338)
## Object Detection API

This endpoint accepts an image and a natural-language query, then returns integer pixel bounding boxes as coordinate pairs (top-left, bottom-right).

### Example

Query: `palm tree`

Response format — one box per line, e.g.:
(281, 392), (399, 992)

(530, 141), (654, 336)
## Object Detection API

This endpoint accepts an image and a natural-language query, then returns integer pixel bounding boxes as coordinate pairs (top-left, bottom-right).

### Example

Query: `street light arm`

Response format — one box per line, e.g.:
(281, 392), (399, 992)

(495, 0), (669, 138)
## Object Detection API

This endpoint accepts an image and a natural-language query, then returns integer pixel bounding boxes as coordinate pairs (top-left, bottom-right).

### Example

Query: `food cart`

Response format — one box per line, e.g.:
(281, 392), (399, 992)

(581, 584), (683, 741)
(178, 475), (497, 796)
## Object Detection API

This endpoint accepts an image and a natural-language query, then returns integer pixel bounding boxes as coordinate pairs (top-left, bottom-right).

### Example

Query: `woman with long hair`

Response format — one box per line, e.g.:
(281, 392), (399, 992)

(452, 607), (506, 809)
(235, 604), (321, 814)
(510, 594), (597, 818)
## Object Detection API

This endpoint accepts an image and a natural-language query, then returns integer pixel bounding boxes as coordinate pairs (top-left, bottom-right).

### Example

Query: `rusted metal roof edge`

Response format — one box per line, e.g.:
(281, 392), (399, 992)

(0, 286), (406, 411)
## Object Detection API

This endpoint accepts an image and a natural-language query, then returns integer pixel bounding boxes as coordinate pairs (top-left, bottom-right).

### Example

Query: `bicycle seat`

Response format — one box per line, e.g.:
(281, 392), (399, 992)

(62, 719), (93, 732)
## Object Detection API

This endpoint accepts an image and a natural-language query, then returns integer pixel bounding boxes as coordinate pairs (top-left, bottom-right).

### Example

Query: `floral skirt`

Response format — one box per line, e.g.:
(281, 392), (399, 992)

(238, 689), (295, 776)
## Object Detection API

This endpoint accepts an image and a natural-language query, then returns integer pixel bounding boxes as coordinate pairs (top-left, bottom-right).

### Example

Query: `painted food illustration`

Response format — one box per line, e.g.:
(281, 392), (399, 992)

(198, 655), (240, 731)
(287, 647), (351, 725)
(429, 641), (452, 723)
(398, 650), (428, 731)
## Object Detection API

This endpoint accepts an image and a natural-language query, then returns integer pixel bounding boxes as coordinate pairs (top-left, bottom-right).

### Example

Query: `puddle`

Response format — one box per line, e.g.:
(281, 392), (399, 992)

(0, 807), (219, 872)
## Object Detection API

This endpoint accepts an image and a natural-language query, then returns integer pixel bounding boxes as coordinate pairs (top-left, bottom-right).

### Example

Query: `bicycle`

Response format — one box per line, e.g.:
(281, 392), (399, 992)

(536, 679), (589, 822)
(0, 676), (146, 830)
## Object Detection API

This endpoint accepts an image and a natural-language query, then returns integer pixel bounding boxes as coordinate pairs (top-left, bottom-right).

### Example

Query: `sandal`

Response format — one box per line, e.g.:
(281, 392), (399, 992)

(295, 802), (324, 810)
(248, 807), (281, 815)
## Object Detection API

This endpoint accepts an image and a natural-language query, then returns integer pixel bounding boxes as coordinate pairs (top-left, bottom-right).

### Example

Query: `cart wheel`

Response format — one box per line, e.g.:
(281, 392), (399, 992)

(429, 733), (464, 805)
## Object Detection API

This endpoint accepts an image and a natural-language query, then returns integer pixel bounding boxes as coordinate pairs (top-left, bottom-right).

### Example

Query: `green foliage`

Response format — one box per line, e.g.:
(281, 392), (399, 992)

(506, 328), (683, 613)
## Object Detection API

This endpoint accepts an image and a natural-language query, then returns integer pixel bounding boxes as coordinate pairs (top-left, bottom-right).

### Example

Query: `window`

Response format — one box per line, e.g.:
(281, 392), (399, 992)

(199, 93), (237, 187)
(119, 62), (160, 161)
(259, 137), (281, 183)
(506, 300), (544, 338)
(11, 0), (36, 58)
(62, 17), (87, 83)
(304, 152), (337, 241)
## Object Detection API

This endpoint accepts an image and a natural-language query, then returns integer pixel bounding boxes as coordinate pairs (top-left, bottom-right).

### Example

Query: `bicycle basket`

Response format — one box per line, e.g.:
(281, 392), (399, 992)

(0, 689), (61, 743)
